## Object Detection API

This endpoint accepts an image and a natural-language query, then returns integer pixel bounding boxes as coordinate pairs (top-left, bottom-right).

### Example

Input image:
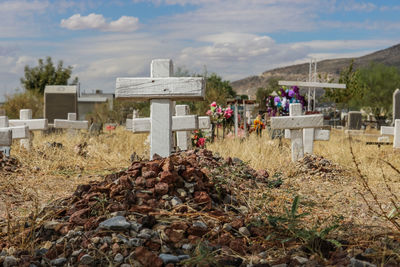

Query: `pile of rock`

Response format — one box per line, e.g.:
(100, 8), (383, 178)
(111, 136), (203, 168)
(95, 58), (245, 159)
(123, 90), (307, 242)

(0, 150), (275, 266)
(295, 154), (345, 179)
(0, 151), (20, 172)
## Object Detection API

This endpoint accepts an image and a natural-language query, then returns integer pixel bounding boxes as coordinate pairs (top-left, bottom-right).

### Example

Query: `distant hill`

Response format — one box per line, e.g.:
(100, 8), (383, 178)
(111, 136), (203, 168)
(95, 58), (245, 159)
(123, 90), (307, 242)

(231, 43), (400, 98)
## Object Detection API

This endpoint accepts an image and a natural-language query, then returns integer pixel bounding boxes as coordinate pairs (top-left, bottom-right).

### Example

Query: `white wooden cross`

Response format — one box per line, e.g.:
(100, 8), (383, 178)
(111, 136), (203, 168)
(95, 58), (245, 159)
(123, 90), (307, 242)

(9, 109), (48, 150)
(271, 103), (323, 161)
(54, 113), (89, 131)
(284, 127), (330, 155)
(381, 119), (400, 148)
(278, 81), (346, 111)
(0, 116), (29, 156)
(175, 105), (211, 151)
(116, 59), (205, 159)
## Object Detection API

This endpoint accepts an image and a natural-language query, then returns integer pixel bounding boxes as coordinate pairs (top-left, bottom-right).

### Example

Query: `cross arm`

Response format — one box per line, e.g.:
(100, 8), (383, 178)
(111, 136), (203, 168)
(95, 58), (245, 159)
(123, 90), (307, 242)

(381, 126), (394, 135)
(278, 81), (346, 89)
(131, 115), (199, 133)
(271, 114), (323, 130)
(9, 119), (48, 130)
(116, 77), (205, 100)
(54, 120), (88, 129)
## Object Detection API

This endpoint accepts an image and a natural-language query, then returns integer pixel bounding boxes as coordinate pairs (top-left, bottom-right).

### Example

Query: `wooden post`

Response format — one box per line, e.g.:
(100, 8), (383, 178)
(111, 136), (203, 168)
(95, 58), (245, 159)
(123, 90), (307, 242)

(234, 101), (238, 137)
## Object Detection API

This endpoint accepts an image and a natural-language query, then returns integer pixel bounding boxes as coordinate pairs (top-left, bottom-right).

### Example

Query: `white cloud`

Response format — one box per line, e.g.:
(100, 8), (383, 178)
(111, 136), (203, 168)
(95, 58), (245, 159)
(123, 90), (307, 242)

(60, 13), (139, 32)
(0, 0), (49, 12)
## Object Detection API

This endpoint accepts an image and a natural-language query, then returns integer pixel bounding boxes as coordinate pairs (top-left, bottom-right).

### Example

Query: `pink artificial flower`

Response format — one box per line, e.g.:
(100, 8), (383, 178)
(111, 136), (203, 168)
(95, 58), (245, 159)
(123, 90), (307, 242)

(216, 107), (222, 114)
(206, 110), (212, 116)
(211, 101), (217, 107)
(224, 107), (233, 119)
(197, 137), (206, 147)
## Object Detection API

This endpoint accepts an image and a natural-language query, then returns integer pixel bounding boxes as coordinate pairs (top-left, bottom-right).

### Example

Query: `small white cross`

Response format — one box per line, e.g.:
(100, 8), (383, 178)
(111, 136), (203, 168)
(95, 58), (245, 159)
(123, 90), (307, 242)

(8, 109), (48, 150)
(381, 120), (400, 148)
(285, 128), (330, 154)
(271, 103), (323, 161)
(54, 113), (89, 130)
(0, 116), (30, 156)
(116, 59), (205, 159)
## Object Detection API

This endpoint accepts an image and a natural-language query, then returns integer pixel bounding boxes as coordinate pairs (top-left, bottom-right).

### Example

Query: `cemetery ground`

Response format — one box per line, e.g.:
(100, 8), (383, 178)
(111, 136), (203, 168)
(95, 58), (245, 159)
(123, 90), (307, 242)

(0, 127), (400, 266)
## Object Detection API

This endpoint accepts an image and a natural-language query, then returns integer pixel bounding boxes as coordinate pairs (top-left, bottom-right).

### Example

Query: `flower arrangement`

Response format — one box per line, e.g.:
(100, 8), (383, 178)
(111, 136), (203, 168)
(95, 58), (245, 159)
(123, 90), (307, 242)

(192, 129), (208, 148)
(206, 101), (234, 124)
(266, 86), (306, 116)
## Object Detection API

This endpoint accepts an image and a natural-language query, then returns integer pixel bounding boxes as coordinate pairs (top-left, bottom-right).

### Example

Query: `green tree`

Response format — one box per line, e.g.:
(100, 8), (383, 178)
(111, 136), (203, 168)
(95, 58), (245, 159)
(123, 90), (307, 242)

(324, 60), (366, 110)
(193, 73), (236, 114)
(256, 77), (280, 110)
(3, 90), (43, 119)
(358, 62), (400, 120)
(20, 56), (78, 94)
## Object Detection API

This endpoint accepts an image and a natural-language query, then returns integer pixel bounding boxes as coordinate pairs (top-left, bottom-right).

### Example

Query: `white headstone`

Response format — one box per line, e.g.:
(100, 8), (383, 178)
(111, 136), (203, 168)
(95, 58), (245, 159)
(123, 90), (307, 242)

(393, 89), (400, 124)
(116, 59), (205, 159)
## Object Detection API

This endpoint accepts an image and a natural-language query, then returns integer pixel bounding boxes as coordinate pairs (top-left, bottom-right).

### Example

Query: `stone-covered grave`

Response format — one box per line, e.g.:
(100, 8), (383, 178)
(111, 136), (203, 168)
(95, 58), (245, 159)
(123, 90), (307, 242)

(0, 149), (386, 266)
(0, 150), (278, 267)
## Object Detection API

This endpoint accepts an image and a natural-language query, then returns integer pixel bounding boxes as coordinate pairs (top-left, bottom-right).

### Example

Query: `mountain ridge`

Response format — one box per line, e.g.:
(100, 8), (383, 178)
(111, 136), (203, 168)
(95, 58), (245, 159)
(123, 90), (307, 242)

(231, 43), (400, 98)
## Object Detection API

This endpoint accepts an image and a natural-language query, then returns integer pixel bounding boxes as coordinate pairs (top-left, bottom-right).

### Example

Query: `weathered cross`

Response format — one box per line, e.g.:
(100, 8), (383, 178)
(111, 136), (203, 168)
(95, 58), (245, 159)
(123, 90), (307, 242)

(271, 103), (324, 161)
(54, 113), (89, 131)
(381, 119), (400, 149)
(284, 127), (330, 155)
(0, 116), (30, 156)
(9, 109), (48, 150)
(116, 59), (205, 159)
(175, 105), (211, 151)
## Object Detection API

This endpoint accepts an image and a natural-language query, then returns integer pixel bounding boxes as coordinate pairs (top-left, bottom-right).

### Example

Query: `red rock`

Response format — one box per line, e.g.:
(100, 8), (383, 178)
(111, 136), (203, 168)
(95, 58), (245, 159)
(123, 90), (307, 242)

(142, 170), (157, 178)
(218, 233), (232, 246)
(188, 235), (201, 243)
(135, 247), (163, 267)
(231, 219), (244, 229)
(146, 199), (158, 208)
(162, 158), (174, 172)
(146, 178), (157, 188)
(182, 166), (195, 180)
(135, 177), (146, 187)
(229, 238), (246, 255)
(146, 161), (161, 173)
(69, 208), (90, 225)
(130, 205), (153, 213)
(145, 240), (161, 251)
(112, 243), (120, 254)
(129, 162), (143, 171)
(170, 222), (189, 231)
(166, 228), (185, 243)
(136, 192), (152, 200)
(119, 175), (133, 189)
(99, 242), (108, 252)
(154, 182), (169, 195)
(194, 191), (211, 204)
(127, 169), (140, 178)
(159, 170), (178, 184)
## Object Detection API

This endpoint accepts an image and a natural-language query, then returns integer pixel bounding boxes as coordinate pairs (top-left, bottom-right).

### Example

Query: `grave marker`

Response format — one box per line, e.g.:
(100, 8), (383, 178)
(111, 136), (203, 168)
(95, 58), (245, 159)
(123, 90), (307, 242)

(393, 89), (400, 124)
(175, 105), (211, 151)
(381, 120), (400, 148)
(116, 59), (205, 159)
(285, 127), (330, 154)
(54, 113), (88, 130)
(9, 109), (48, 150)
(348, 111), (362, 130)
(44, 85), (78, 124)
(271, 103), (323, 161)
(0, 116), (29, 156)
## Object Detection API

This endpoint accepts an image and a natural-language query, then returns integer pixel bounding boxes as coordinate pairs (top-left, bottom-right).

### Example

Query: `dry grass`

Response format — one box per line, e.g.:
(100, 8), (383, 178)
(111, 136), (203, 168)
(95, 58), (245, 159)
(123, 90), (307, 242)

(1, 126), (400, 245)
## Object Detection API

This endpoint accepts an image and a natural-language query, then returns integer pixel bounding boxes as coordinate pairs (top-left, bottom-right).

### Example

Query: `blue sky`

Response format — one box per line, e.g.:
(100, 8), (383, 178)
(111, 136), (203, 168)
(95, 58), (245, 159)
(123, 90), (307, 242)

(0, 0), (399, 99)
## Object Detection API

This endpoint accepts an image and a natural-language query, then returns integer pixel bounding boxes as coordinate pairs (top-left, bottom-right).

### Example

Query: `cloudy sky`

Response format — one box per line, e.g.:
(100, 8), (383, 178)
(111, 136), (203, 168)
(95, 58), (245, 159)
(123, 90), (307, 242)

(0, 0), (399, 99)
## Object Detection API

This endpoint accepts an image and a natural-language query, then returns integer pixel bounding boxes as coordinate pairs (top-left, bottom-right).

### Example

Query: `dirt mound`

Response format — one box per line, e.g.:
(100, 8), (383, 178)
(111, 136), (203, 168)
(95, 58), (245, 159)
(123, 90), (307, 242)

(0, 150), (277, 266)
(295, 154), (345, 179)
